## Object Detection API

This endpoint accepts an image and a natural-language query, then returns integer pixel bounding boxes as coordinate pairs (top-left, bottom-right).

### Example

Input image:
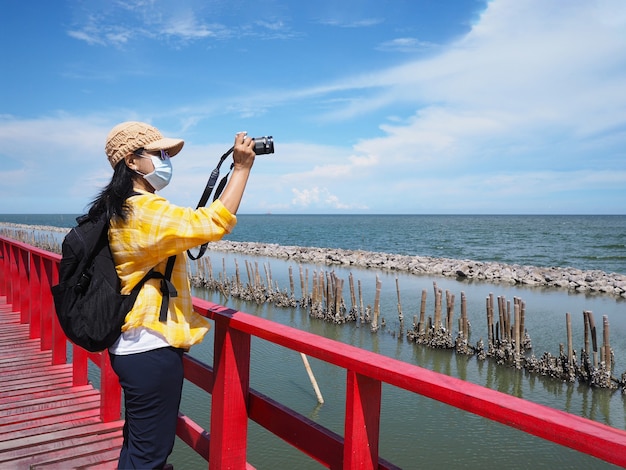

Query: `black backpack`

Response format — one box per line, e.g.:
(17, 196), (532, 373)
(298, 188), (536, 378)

(51, 213), (176, 352)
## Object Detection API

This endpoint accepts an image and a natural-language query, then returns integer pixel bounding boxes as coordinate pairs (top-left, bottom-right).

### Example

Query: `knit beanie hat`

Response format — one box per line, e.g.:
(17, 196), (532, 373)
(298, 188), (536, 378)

(105, 121), (184, 168)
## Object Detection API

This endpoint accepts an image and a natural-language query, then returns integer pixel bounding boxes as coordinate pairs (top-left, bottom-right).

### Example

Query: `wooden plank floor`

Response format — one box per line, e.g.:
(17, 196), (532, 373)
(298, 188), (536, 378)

(0, 297), (123, 469)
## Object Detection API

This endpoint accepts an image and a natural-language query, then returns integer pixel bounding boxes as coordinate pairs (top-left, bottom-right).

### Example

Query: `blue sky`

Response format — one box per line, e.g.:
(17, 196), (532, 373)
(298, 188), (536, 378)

(1, 0), (624, 214)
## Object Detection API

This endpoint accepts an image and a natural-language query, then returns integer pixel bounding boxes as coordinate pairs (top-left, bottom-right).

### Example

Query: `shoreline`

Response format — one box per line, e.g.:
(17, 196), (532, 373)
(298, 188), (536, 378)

(2, 222), (625, 299)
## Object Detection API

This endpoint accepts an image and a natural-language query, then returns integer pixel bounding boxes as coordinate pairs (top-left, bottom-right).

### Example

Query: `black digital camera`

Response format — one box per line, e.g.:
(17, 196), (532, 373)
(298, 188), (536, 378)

(251, 136), (274, 155)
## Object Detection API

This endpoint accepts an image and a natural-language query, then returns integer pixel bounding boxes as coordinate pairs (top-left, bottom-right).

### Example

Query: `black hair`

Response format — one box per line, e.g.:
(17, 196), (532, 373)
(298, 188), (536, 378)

(87, 160), (137, 222)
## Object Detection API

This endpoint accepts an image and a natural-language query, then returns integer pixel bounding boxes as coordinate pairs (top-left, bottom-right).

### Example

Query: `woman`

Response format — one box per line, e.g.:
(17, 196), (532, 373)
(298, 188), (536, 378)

(92, 121), (255, 469)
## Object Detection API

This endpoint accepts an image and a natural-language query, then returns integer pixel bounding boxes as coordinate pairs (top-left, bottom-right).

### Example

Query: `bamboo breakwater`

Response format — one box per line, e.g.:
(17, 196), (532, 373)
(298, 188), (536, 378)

(189, 255), (624, 392)
(2, 225), (624, 390)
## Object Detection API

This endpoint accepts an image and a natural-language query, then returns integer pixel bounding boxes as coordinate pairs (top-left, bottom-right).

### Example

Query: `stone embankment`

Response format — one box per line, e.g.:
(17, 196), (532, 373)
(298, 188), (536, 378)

(208, 241), (626, 299)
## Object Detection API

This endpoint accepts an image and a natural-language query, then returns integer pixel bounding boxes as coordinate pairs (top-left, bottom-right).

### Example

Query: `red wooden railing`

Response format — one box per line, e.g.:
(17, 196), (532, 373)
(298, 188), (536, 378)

(2, 235), (626, 469)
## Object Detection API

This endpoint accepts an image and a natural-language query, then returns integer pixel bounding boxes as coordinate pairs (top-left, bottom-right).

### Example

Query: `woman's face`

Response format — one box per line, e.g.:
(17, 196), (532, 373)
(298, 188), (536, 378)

(131, 150), (159, 174)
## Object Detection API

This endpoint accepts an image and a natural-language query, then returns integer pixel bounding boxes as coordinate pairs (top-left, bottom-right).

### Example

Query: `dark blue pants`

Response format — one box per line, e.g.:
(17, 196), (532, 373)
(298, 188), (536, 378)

(110, 347), (184, 470)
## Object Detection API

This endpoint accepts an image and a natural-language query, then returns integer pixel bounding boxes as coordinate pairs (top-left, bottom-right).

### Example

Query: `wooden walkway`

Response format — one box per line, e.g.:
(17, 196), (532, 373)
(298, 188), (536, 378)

(0, 297), (123, 469)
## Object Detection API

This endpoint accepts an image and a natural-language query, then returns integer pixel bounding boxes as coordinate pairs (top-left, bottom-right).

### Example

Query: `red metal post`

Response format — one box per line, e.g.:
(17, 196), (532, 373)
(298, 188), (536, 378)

(18, 248), (30, 323)
(0, 239), (7, 296)
(29, 253), (42, 339)
(50, 260), (66, 364)
(99, 351), (122, 422)
(344, 371), (382, 470)
(10, 245), (20, 311)
(39, 257), (54, 351)
(210, 320), (252, 469)
(73, 345), (89, 386)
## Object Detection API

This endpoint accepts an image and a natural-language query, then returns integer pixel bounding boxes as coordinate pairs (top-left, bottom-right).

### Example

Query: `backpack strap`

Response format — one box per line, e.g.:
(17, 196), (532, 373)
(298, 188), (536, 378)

(158, 255), (177, 322)
(137, 255), (177, 322)
(125, 197), (177, 322)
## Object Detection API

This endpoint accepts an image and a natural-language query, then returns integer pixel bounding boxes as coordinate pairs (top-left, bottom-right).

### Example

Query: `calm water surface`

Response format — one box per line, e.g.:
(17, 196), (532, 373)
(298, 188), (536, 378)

(3, 213), (625, 468)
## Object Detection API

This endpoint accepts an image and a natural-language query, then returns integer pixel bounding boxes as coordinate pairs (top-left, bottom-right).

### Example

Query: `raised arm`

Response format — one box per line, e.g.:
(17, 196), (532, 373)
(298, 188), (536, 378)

(217, 132), (256, 215)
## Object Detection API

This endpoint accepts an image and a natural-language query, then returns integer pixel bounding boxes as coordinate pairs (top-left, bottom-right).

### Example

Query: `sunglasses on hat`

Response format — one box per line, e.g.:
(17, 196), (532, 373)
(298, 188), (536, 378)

(133, 148), (170, 160)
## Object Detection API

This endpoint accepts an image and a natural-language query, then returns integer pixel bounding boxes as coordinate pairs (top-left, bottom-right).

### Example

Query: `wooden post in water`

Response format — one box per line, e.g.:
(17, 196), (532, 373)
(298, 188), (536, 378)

(334, 275), (344, 322)
(395, 278), (403, 323)
(234, 259), (241, 291)
(506, 299), (512, 342)
(486, 294), (494, 348)
(358, 280), (364, 323)
(300, 353), (324, 404)
(514, 302), (521, 358)
(446, 290), (455, 334)
(588, 311), (598, 367)
(372, 275), (382, 331)
(264, 263), (272, 293)
(311, 271), (318, 306)
(497, 296), (504, 342)
(349, 273), (357, 316)
(603, 315), (611, 371)
(566, 312), (573, 367)
(434, 285), (442, 331)
(254, 262), (261, 289)
(244, 260), (252, 287)
(419, 290), (427, 335)
(461, 292), (468, 340)
(583, 310), (590, 354)
(519, 299), (526, 342)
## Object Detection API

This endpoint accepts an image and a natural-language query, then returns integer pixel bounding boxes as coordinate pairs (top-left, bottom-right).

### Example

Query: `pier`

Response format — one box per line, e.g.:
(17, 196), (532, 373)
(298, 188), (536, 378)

(2, 235), (626, 469)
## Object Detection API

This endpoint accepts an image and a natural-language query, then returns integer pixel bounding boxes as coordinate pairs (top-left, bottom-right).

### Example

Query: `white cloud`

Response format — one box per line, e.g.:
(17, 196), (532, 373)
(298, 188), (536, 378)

(291, 187), (366, 211)
(3, 0), (625, 214)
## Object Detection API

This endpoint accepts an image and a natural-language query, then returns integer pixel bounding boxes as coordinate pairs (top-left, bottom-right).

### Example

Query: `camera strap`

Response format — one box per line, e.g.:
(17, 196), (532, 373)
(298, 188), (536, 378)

(187, 146), (235, 260)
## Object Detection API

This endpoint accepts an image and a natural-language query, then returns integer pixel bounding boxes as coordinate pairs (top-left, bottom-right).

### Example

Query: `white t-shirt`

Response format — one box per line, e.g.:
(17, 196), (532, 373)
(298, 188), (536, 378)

(109, 327), (170, 355)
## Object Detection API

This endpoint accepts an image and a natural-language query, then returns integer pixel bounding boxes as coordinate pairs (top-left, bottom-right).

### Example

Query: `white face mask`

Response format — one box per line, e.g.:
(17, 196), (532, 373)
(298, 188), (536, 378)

(135, 152), (173, 191)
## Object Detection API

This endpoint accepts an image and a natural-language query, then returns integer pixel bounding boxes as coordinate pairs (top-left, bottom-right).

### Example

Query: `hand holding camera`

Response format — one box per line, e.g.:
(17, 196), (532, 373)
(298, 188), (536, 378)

(188, 133), (274, 260)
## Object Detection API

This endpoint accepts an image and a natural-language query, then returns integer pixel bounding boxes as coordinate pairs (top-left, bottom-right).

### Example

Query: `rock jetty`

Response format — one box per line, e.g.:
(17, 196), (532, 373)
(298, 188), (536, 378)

(207, 241), (626, 299)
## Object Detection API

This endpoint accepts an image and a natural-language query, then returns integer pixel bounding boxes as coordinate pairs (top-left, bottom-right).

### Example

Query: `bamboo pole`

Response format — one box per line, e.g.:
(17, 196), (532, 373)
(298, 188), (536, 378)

(506, 299), (512, 342)
(264, 263), (272, 292)
(497, 296), (504, 341)
(372, 275), (382, 331)
(583, 310), (590, 353)
(233, 259), (240, 290)
(299, 265), (306, 299)
(300, 353), (324, 404)
(311, 270), (318, 306)
(588, 311), (598, 367)
(419, 289), (427, 335)
(358, 280), (364, 322)
(446, 290), (455, 333)
(461, 292), (468, 340)
(245, 260), (252, 287)
(486, 294), (493, 348)
(254, 262), (261, 288)
(334, 276), (343, 321)
(566, 312), (573, 367)
(349, 273), (356, 313)
(519, 299), (526, 344)
(603, 315), (611, 371)
(515, 302), (521, 357)
(434, 286), (442, 330)
(395, 278), (403, 322)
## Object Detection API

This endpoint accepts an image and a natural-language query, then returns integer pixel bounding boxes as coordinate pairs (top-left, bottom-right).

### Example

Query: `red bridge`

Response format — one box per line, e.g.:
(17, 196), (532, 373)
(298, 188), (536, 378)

(1, 235), (626, 469)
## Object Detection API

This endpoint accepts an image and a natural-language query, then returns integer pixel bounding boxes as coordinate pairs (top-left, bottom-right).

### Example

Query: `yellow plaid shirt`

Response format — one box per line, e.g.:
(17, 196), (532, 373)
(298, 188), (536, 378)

(108, 191), (237, 349)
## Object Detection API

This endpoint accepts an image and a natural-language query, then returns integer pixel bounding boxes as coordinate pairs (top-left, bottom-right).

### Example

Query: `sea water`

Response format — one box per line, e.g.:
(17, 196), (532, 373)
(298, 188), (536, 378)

(2, 213), (625, 468)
